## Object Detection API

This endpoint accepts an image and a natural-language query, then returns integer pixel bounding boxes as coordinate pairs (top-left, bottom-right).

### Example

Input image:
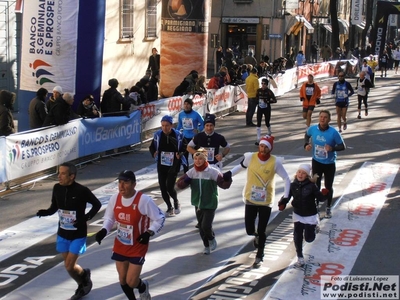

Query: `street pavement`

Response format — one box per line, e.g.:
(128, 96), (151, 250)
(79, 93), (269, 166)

(0, 71), (399, 300)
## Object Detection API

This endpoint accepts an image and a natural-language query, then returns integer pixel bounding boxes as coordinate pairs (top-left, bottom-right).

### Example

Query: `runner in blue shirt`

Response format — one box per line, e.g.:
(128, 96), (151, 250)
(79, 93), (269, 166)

(177, 98), (204, 172)
(304, 110), (346, 218)
(331, 72), (354, 132)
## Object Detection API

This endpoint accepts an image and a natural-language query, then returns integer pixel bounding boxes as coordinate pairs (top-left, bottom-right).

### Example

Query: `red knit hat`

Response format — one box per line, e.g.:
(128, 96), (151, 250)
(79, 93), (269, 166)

(259, 135), (274, 151)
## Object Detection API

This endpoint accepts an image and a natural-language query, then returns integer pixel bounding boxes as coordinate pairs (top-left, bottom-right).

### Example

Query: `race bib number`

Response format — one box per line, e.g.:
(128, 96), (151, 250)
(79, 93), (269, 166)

(161, 151), (174, 166)
(250, 186), (266, 202)
(182, 118), (194, 130)
(116, 222), (134, 245)
(204, 147), (215, 162)
(315, 144), (328, 159)
(306, 86), (314, 96)
(58, 209), (77, 231)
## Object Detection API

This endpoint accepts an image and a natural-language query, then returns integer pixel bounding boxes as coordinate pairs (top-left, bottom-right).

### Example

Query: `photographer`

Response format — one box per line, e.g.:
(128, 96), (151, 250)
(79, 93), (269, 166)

(77, 94), (100, 118)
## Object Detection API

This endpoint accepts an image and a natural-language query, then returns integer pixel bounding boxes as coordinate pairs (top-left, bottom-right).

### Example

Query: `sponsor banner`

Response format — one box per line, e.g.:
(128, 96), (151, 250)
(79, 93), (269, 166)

(20, 0), (79, 92)
(351, 0), (364, 25)
(78, 111), (141, 157)
(265, 162), (399, 300)
(206, 85), (236, 114)
(5, 122), (80, 181)
(270, 68), (297, 96)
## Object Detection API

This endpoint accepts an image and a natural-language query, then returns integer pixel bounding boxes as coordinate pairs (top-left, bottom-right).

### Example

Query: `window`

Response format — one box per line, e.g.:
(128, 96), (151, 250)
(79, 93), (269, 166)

(146, 0), (157, 39)
(120, 0), (134, 40)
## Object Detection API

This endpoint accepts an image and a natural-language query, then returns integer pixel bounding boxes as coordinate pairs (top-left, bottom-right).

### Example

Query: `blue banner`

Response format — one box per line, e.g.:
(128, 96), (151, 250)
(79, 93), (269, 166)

(78, 111), (141, 156)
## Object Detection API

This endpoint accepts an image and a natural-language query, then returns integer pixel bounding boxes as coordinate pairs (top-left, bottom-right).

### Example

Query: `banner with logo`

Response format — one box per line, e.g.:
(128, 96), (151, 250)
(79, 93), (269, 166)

(20, 0), (79, 92)
(5, 122), (80, 181)
(78, 111), (141, 156)
(351, 0), (364, 25)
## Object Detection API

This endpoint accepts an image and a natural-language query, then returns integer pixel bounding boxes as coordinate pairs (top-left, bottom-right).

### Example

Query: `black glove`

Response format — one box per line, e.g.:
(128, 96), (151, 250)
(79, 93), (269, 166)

(300, 97), (305, 102)
(184, 176), (192, 184)
(95, 228), (107, 245)
(278, 197), (289, 211)
(316, 99), (321, 105)
(36, 209), (50, 218)
(137, 232), (151, 244)
(223, 171), (232, 181)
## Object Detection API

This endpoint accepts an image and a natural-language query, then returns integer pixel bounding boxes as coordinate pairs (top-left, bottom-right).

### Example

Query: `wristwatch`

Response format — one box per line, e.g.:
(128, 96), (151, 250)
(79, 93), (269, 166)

(147, 230), (154, 236)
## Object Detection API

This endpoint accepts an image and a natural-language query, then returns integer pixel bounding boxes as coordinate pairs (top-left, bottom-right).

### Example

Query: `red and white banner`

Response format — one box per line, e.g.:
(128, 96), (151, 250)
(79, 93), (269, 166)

(20, 0), (79, 92)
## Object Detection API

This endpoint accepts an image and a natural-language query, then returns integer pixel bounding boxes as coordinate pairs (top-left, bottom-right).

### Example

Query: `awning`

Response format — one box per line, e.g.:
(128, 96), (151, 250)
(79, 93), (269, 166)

(320, 23), (332, 33)
(355, 21), (367, 32)
(285, 15), (314, 35)
(338, 19), (350, 34)
(319, 20), (349, 34)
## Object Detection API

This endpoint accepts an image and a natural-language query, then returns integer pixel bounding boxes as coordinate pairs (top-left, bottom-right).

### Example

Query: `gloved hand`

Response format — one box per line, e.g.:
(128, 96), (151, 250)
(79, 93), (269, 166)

(95, 228), (107, 245)
(300, 97), (305, 102)
(137, 232), (151, 244)
(278, 197), (289, 211)
(223, 171), (232, 181)
(184, 176), (192, 184)
(316, 99), (321, 105)
(321, 188), (330, 196)
(36, 209), (50, 218)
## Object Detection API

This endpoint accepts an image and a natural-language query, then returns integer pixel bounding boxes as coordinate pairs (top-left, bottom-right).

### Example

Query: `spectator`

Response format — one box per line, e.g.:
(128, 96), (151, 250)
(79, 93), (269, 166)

(244, 51), (257, 67)
(215, 46), (224, 72)
(241, 64), (249, 81)
(0, 90), (16, 136)
(29, 87), (48, 129)
(46, 85), (63, 113)
(320, 44), (332, 62)
(43, 92), (77, 126)
(184, 70), (199, 95)
(147, 47), (160, 76)
(101, 78), (130, 115)
(147, 72), (159, 102)
(135, 77), (150, 104)
(311, 41), (319, 63)
(194, 75), (207, 95)
(296, 50), (306, 66)
(245, 68), (259, 126)
(256, 61), (268, 78)
(76, 94), (100, 118)
(173, 80), (190, 96)
(219, 66), (231, 86)
(207, 73), (221, 90)
(225, 48), (234, 71)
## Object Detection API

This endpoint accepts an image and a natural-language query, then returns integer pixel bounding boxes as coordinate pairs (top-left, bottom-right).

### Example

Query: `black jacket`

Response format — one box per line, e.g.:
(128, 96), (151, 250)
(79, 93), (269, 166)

(287, 178), (325, 217)
(43, 181), (101, 240)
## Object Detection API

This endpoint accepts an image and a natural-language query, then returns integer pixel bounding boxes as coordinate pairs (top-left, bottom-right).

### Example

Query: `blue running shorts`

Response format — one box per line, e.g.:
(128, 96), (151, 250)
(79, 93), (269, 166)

(56, 235), (87, 255)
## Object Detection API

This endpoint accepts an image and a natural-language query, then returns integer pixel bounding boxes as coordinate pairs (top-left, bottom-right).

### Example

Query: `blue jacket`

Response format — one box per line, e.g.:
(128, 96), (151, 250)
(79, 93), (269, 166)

(176, 109), (204, 139)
